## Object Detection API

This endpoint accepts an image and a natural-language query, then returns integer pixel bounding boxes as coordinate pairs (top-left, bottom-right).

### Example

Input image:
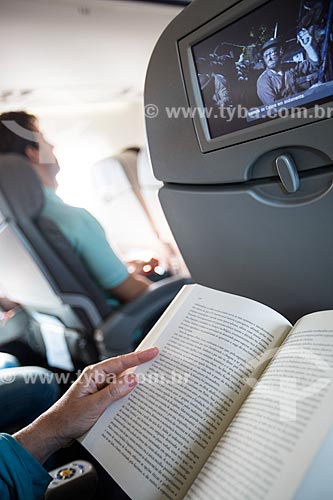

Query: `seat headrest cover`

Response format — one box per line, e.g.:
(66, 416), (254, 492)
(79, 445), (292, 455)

(0, 153), (44, 219)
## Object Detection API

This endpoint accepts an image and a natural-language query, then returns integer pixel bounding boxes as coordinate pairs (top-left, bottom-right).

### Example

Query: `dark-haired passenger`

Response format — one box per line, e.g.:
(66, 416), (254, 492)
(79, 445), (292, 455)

(0, 111), (150, 306)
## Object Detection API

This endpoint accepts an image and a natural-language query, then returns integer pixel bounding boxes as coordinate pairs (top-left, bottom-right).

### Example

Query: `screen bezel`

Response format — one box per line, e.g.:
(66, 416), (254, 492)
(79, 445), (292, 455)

(178, 0), (333, 153)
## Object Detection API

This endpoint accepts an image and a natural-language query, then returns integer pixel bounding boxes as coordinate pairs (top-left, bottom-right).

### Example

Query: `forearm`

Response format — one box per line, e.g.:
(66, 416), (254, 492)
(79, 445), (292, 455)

(132, 274), (151, 290)
(14, 412), (64, 464)
(124, 275), (151, 301)
(305, 45), (319, 63)
(110, 274), (151, 303)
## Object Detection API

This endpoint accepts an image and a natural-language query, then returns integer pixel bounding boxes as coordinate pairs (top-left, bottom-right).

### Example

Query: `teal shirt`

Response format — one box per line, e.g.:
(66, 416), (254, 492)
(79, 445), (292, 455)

(42, 188), (129, 292)
(0, 434), (51, 499)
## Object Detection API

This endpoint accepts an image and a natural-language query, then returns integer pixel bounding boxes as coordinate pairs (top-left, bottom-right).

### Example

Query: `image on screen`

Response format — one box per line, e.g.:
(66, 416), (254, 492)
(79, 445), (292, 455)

(192, 0), (333, 139)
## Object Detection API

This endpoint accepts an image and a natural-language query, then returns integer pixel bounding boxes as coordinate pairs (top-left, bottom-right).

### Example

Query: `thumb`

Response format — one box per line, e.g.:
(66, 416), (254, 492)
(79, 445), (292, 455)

(91, 373), (137, 414)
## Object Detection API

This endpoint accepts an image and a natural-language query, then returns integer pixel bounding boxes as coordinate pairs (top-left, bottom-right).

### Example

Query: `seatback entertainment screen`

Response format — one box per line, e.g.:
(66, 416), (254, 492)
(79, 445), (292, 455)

(192, 0), (333, 139)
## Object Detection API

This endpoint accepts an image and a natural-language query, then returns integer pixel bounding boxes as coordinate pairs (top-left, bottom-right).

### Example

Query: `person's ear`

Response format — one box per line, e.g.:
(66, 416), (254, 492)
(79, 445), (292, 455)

(25, 145), (39, 164)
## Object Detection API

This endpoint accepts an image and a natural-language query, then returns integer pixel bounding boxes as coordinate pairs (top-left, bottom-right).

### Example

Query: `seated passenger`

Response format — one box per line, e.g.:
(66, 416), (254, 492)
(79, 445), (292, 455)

(0, 347), (158, 498)
(0, 111), (151, 304)
(257, 29), (320, 105)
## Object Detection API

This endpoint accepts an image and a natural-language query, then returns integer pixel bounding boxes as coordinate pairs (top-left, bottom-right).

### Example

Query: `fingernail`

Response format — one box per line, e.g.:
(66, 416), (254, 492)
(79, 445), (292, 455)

(147, 346), (159, 356)
(127, 374), (137, 387)
(138, 346), (159, 359)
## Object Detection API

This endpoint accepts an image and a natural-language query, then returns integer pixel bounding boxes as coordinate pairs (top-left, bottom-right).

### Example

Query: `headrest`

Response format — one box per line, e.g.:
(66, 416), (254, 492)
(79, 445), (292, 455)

(0, 153), (44, 220)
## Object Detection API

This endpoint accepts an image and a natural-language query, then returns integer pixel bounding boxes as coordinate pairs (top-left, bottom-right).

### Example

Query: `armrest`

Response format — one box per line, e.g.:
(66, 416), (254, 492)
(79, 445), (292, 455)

(45, 460), (97, 500)
(96, 276), (193, 356)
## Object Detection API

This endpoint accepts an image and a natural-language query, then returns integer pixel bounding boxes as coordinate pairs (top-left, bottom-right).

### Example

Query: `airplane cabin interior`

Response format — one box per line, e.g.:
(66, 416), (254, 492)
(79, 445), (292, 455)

(0, 0), (332, 499)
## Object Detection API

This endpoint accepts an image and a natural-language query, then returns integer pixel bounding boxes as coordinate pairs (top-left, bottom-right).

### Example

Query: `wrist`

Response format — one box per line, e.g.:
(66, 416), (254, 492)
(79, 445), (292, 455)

(14, 412), (66, 464)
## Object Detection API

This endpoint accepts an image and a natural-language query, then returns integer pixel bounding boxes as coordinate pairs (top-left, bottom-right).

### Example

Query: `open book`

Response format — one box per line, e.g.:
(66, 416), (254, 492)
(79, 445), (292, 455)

(81, 284), (333, 500)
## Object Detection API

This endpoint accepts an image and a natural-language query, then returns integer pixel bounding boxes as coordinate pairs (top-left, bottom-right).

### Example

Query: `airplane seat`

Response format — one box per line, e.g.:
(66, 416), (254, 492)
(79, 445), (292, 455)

(0, 154), (113, 326)
(143, 1), (333, 496)
(0, 153), (191, 367)
(145, 0), (333, 324)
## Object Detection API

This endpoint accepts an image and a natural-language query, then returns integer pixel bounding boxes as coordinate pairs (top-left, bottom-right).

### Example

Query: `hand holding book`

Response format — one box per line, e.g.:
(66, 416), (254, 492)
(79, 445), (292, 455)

(81, 285), (333, 500)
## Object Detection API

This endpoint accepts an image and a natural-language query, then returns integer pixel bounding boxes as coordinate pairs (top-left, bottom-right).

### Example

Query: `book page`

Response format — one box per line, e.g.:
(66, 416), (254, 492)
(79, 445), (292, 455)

(187, 310), (333, 500)
(81, 284), (291, 500)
